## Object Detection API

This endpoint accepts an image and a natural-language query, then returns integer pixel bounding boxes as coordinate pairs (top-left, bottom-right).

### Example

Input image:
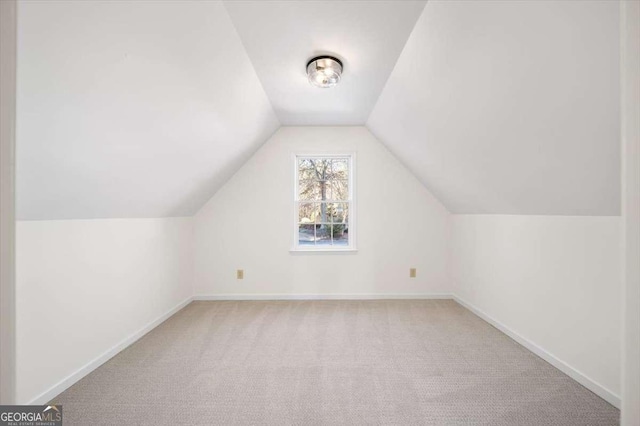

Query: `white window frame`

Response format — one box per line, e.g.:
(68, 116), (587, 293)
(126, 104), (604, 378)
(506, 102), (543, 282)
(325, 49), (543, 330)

(291, 153), (356, 252)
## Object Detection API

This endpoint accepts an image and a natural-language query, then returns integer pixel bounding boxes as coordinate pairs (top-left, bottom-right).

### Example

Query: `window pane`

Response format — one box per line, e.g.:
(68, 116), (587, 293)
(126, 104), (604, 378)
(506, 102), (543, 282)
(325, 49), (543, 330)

(299, 158), (332, 181)
(317, 202), (332, 224)
(299, 180), (321, 201)
(299, 180), (334, 201)
(318, 180), (331, 201)
(315, 225), (332, 246)
(315, 159), (333, 178)
(331, 180), (349, 200)
(332, 159), (349, 179)
(298, 202), (320, 224)
(298, 159), (318, 180)
(298, 223), (317, 246)
(330, 202), (349, 224)
(326, 202), (339, 223)
(331, 223), (349, 246)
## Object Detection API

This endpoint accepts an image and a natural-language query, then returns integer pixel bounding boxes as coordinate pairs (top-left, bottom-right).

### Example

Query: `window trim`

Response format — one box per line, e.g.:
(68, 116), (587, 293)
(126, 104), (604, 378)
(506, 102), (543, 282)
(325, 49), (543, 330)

(291, 152), (357, 253)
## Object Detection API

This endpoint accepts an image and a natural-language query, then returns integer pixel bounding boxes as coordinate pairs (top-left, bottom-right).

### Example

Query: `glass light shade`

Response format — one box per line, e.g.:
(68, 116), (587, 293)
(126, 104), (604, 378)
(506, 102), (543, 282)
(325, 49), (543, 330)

(306, 57), (342, 88)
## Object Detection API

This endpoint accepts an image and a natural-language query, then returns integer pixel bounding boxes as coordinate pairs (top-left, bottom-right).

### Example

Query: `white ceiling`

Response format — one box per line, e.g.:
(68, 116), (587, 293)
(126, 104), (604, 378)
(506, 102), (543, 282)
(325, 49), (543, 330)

(224, 0), (426, 125)
(368, 0), (621, 215)
(16, 0), (278, 220)
(16, 0), (621, 219)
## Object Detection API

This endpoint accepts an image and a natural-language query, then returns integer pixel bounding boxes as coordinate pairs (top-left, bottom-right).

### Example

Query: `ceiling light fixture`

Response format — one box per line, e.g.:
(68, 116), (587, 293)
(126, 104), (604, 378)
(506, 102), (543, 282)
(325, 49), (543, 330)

(306, 56), (343, 89)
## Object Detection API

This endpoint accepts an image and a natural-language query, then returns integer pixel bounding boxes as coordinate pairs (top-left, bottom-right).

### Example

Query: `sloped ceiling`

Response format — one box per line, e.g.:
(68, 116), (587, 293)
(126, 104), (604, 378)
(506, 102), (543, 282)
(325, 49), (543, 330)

(16, 0), (279, 220)
(16, 0), (621, 219)
(368, 0), (620, 215)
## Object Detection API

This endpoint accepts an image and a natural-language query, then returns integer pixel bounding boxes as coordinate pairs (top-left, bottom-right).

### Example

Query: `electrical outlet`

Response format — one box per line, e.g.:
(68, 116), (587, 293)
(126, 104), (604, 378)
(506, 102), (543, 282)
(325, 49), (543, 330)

(409, 268), (416, 278)
(237, 269), (244, 280)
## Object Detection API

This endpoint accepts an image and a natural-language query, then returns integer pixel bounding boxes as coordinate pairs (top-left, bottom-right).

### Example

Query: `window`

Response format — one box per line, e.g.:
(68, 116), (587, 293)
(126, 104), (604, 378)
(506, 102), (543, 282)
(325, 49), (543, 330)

(293, 154), (355, 251)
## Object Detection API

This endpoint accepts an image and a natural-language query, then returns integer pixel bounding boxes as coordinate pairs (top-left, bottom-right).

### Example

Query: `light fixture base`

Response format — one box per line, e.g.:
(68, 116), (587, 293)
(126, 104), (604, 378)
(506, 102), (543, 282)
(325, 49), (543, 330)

(306, 56), (343, 70)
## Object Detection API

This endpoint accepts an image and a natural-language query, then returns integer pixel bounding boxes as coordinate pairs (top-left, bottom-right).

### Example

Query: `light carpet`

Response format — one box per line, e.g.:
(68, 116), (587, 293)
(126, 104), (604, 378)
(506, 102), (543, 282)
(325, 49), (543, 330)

(52, 300), (619, 425)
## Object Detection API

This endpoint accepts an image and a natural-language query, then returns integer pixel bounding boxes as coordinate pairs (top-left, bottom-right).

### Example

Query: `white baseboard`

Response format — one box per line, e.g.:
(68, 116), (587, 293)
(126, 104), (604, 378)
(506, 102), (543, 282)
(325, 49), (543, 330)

(452, 294), (621, 409)
(193, 293), (453, 301)
(27, 296), (194, 405)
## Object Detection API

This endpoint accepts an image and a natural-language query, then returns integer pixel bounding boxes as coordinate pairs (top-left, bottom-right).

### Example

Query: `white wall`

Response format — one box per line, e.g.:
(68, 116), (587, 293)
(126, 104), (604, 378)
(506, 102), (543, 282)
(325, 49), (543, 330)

(621, 0), (640, 423)
(0, 0), (17, 405)
(452, 215), (621, 406)
(194, 127), (451, 297)
(16, 217), (193, 404)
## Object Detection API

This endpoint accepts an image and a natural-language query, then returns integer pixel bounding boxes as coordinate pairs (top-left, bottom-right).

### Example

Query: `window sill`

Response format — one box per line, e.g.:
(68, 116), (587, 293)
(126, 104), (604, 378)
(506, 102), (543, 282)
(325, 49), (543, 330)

(290, 247), (358, 255)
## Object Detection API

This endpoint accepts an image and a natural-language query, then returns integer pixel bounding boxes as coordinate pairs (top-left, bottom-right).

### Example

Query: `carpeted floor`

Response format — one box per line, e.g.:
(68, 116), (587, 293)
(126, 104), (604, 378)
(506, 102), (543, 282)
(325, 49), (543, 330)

(52, 300), (619, 425)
